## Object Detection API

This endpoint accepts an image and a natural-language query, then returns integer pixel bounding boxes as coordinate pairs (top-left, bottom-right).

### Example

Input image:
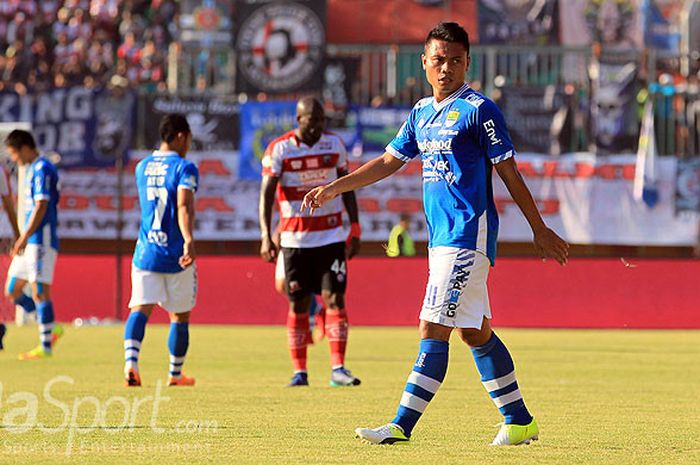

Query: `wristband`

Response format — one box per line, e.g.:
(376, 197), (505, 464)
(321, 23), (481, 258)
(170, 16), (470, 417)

(349, 222), (361, 239)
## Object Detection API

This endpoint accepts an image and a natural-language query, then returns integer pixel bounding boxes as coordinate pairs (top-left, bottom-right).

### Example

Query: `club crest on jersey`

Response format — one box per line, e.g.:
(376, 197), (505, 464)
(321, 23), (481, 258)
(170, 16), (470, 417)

(322, 154), (333, 166)
(445, 110), (460, 127)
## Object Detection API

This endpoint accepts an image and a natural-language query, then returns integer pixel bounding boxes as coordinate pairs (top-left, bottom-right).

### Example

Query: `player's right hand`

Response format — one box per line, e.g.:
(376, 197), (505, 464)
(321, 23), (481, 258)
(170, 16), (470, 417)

(301, 184), (338, 214)
(260, 236), (277, 263)
(533, 227), (569, 266)
(179, 241), (196, 269)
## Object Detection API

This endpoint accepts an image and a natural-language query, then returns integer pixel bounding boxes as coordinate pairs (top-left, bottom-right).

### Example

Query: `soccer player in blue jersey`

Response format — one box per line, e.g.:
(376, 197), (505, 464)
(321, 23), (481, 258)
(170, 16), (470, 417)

(124, 113), (199, 387)
(303, 23), (569, 446)
(3, 130), (64, 359)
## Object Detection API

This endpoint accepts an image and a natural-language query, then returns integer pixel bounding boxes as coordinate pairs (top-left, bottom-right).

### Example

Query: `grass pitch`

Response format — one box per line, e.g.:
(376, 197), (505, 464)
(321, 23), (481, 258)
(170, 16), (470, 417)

(0, 325), (698, 465)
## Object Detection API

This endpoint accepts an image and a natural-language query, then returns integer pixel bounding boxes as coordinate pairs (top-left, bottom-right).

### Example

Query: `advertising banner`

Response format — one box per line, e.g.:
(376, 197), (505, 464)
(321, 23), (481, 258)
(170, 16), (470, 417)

(478, 0), (558, 45)
(55, 152), (698, 246)
(0, 87), (135, 168)
(143, 94), (239, 150)
(234, 0), (326, 93)
(237, 100), (297, 180)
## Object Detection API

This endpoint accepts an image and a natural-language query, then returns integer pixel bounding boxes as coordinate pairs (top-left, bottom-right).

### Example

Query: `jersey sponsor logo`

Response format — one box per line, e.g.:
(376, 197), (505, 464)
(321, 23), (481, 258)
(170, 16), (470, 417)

(444, 261), (473, 318)
(423, 156), (457, 185)
(437, 129), (459, 136)
(306, 157), (319, 168)
(415, 97), (432, 109)
(298, 168), (331, 184)
(465, 93), (485, 108)
(316, 140), (333, 150)
(483, 119), (502, 146)
(417, 138), (453, 153)
(290, 160), (303, 170)
(445, 110), (460, 127)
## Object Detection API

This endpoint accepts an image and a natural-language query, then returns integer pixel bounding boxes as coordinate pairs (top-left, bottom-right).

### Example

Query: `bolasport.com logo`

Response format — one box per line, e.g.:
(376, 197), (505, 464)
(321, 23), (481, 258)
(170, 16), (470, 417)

(0, 376), (217, 456)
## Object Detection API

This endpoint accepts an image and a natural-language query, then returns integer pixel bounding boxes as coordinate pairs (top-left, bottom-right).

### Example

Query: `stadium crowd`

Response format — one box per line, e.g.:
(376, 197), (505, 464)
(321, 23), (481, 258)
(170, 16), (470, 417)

(0, 0), (177, 93)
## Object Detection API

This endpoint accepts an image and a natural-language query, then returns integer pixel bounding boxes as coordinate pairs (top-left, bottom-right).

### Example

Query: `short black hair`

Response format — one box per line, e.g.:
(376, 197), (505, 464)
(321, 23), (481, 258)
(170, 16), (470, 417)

(4, 129), (36, 150)
(159, 113), (191, 143)
(425, 22), (470, 55)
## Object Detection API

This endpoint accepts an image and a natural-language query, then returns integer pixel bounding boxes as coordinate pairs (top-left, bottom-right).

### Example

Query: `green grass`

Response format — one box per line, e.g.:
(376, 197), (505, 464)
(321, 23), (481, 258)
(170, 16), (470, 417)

(1, 325), (699, 465)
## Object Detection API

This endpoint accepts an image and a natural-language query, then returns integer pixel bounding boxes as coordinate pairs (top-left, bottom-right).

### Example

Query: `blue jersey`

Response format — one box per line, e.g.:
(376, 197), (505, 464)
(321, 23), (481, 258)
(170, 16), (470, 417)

(133, 150), (199, 273)
(23, 156), (60, 250)
(387, 83), (516, 264)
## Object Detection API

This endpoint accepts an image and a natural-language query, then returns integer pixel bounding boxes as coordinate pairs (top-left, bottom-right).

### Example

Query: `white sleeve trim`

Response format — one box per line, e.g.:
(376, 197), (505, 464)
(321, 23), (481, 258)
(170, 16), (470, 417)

(490, 150), (514, 164)
(386, 145), (412, 163)
(177, 185), (196, 191)
(33, 194), (51, 200)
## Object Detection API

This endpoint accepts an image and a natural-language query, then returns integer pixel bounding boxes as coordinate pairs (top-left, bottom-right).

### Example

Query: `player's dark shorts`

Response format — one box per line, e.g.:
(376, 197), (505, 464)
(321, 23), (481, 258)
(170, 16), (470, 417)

(282, 242), (347, 301)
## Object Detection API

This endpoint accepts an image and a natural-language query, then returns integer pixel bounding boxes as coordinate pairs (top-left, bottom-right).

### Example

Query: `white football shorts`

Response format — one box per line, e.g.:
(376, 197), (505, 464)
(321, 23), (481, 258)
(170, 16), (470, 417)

(419, 247), (492, 329)
(275, 249), (285, 281)
(7, 244), (58, 285)
(129, 264), (197, 313)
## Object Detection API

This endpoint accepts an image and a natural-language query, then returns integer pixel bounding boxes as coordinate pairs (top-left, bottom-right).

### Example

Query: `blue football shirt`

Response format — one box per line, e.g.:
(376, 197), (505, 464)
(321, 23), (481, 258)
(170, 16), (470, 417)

(133, 150), (199, 273)
(386, 83), (516, 264)
(23, 156), (60, 250)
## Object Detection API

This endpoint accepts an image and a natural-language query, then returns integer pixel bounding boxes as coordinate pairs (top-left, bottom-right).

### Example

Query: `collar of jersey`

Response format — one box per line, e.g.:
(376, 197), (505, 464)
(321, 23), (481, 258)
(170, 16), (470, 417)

(432, 82), (470, 111)
(152, 150), (179, 157)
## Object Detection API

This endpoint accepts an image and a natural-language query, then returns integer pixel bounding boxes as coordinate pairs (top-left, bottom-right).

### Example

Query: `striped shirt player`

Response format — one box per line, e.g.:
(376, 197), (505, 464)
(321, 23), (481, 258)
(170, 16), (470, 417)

(264, 130), (349, 249)
(3, 130), (63, 360)
(259, 97), (361, 388)
(123, 114), (199, 387)
(302, 23), (569, 446)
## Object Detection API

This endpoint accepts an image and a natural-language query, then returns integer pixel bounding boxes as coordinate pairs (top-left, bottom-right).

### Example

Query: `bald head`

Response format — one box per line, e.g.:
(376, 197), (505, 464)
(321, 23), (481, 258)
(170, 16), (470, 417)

(296, 97), (324, 118)
(295, 97), (325, 146)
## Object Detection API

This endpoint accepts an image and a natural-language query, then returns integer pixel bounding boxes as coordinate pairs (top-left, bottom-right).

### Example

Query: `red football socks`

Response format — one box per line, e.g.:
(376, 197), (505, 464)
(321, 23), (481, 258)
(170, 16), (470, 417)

(325, 309), (348, 368)
(287, 311), (309, 372)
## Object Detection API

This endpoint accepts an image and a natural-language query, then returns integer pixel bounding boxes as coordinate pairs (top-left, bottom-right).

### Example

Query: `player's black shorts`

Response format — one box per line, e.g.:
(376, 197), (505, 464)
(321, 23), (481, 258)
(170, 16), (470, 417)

(282, 242), (347, 301)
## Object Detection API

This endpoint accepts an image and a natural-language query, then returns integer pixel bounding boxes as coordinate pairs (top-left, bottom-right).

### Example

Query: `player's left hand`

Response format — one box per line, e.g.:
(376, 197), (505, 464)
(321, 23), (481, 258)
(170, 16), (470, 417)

(533, 227), (569, 265)
(179, 241), (196, 269)
(11, 235), (27, 257)
(346, 236), (361, 259)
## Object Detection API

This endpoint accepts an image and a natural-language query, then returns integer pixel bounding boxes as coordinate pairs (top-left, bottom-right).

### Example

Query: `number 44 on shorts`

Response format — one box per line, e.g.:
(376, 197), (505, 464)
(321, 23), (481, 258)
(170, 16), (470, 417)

(331, 259), (346, 277)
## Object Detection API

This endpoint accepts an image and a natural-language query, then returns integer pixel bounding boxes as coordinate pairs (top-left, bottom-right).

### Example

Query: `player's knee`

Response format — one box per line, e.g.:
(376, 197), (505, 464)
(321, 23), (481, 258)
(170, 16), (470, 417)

(322, 292), (344, 310)
(32, 283), (50, 302)
(5, 278), (20, 299)
(131, 306), (153, 318)
(458, 327), (492, 347)
(171, 311), (190, 323)
(289, 295), (312, 314)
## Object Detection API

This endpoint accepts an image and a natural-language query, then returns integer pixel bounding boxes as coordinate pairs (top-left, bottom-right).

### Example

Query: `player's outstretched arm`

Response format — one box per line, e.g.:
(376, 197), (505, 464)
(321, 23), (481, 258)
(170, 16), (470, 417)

(302, 152), (404, 213)
(1, 193), (20, 240)
(259, 175), (279, 262)
(12, 200), (47, 256)
(494, 158), (569, 265)
(177, 188), (196, 269)
(338, 168), (361, 259)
